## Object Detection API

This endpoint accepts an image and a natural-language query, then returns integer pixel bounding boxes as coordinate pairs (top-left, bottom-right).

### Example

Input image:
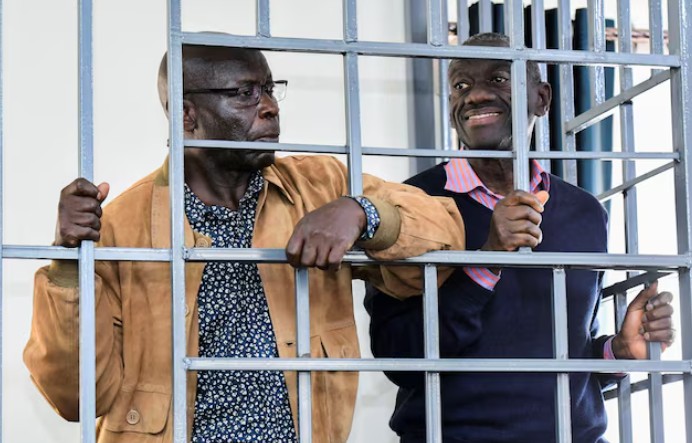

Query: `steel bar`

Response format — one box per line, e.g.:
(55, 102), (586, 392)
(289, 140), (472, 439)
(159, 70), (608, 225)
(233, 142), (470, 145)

(565, 69), (671, 135)
(647, 341), (665, 442)
(295, 268), (312, 443)
(78, 0), (96, 441)
(478, 0), (492, 33)
(343, 0), (357, 42)
(423, 265), (442, 443)
(604, 374), (686, 400)
(667, 0), (692, 439)
(552, 269), (572, 443)
(256, 0), (270, 37)
(456, 0), (469, 43)
(649, 0), (664, 76)
(602, 271), (670, 297)
(166, 1), (187, 441)
(531, 0), (551, 172)
(427, 0), (445, 47)
(3, 246), (689, 270)
(558, 0), (577, 184)
(186, 357), (692, 373)
(180, 32), (680, 68)
(587, 0), (606, 105)
(344, 51), (363, 196)
(597, 161), (676, 202)
(185, 139), (680, 161)
(615, 292), (634, 443)
(0, 0), (3, 436)
(507, 0), (530, 193)
(185, 248), (689, 270)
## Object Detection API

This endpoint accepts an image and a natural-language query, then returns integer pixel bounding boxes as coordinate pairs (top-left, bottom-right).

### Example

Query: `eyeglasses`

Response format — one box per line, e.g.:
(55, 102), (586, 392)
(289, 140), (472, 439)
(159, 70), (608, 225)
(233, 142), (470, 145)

(183, 80), (288, 107)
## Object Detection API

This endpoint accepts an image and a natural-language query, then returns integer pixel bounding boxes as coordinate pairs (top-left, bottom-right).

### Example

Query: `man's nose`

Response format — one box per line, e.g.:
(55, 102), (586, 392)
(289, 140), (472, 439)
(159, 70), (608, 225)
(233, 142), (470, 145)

(257, 91), (279, 118)
(464, 83), (497, 105)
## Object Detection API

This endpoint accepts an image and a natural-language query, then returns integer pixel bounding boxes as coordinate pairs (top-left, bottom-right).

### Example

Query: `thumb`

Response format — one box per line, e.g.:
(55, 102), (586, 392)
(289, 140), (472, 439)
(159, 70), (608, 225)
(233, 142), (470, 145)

(628, 280), (659, 312)
(535, 190), (550, 206)
(96, 182), (110, 203)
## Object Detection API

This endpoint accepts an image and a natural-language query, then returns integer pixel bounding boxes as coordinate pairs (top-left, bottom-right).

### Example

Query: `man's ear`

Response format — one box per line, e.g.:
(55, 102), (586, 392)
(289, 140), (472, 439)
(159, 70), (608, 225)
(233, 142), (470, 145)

(534, 82), (552, 117)
(183, 99), (197, 133)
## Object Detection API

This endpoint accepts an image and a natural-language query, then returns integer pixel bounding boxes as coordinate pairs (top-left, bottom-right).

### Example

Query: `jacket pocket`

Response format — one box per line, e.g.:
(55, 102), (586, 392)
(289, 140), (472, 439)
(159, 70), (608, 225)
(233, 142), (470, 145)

(315, 324), (359, 443)
(102, 388), (170, 435)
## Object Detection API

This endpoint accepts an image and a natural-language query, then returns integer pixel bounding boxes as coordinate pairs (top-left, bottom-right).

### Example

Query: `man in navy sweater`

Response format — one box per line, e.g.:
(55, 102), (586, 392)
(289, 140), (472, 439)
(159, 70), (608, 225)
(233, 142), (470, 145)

(366, 33), (676, 442)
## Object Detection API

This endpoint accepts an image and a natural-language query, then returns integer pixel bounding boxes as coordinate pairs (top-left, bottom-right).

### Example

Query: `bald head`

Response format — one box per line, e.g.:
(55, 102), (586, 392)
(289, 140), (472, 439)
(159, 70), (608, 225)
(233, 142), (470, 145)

(157, 46), (271, 113)
(453, 32), (542, 85)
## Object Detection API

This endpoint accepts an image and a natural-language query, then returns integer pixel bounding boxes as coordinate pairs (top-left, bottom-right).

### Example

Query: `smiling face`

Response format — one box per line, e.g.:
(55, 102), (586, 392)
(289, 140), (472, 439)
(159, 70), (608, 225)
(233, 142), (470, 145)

(449, 39), (551, 151)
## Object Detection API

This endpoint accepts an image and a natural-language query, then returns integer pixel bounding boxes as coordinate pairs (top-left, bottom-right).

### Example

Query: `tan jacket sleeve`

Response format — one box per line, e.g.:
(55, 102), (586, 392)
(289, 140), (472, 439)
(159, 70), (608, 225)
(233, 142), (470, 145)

(23, 255), (124, 421)
(352, 172), (465, 299)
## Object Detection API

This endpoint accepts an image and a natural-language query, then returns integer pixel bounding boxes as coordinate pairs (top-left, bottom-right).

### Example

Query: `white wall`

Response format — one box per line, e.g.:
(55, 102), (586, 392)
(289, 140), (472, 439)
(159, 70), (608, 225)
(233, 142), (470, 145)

(4, 0), (684, 442)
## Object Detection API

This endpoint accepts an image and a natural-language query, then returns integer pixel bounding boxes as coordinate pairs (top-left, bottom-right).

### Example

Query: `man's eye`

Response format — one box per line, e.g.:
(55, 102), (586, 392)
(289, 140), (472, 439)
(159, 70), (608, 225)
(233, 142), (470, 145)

(239, 88), (255, 97)
(454, 82), (470, 91)
(492, 76), (509, 83)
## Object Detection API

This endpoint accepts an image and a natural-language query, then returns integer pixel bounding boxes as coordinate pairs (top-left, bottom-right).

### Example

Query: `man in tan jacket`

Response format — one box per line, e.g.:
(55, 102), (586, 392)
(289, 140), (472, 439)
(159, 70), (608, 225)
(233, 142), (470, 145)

(24, 45), (464, 442)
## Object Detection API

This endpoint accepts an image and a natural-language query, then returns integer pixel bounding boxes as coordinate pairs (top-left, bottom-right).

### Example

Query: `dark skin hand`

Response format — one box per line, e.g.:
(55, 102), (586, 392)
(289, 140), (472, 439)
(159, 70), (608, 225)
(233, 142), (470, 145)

(286, 197), (366, 271)
(612, 281), (676, 359)
(54, 178), (110, 247)
(482, 190), (545, 252)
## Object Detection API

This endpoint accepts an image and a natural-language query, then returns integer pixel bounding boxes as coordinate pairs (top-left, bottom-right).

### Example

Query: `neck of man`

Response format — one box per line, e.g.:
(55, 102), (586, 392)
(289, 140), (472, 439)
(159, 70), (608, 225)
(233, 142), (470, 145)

(468, 157), (516, 197)
(184, 154), (253, 210)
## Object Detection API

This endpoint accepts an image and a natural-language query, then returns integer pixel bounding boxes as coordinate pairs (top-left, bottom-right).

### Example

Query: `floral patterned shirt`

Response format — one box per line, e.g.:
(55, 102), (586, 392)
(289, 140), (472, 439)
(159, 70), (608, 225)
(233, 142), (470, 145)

(187, 172), (297, 443)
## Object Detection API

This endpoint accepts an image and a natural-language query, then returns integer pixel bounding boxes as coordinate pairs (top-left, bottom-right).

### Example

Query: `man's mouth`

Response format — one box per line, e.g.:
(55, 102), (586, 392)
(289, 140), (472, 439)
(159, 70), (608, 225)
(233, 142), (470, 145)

(253, 134), (280, 143)
(466, 112), (500, 121)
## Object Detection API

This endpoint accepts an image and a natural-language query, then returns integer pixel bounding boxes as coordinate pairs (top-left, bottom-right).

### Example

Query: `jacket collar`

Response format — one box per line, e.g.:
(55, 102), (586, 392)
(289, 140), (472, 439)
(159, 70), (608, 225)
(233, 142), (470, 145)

(151, 156), (295, 249)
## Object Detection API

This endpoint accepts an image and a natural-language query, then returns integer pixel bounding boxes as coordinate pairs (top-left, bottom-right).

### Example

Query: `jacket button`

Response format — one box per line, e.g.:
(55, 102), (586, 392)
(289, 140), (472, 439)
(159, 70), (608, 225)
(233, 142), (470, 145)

(126, 409), (141, 425)
(195, 237), (210, 248)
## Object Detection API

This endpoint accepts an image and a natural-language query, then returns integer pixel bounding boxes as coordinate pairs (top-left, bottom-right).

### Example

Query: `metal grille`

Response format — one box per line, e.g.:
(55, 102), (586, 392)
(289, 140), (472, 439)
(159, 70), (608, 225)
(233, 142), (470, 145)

(3, 0), (692, 442)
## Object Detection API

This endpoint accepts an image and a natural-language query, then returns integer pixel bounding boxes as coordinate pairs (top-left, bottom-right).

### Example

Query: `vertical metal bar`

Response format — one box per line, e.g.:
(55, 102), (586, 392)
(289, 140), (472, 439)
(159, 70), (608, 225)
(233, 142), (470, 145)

(552, 268), (572, 443)
(256, 0), (271, 38)
(558, 0), (578, 185)
(587, 0), (606, 105)
(615, 292), (634, 443)
(343, 0), (357, 43)
(507, 0), (529, 192)
(344, 52), (363, 196)
(167, 0), (187, 441)
(295, 268), (312, 443)
(668, 0), (692, 440)
(479, 0), (492, 33)
(531, 0), (551, 172)
(78, 1), (96, 441)
(427, 0), (445, 47)
(423, 264), (442, 443)
(456, 0), (469, 43)
(0, 0), (4, 438)
(649, 0), (664, 76)
(439, 59), (453, 152)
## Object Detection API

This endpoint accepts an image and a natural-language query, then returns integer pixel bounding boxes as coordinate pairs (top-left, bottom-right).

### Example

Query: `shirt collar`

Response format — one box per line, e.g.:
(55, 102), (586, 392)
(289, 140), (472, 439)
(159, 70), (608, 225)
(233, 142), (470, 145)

(444, 158), (550, 195)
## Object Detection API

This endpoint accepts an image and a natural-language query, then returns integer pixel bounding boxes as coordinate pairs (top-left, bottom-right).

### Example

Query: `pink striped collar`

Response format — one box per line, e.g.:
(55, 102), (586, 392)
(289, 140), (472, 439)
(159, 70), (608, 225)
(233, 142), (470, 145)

(444, 158), (550, 196)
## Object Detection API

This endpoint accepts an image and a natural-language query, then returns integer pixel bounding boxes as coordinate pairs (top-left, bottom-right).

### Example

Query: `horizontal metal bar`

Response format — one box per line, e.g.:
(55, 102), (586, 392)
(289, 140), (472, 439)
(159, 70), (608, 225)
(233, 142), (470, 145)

(601, 270), (670, 297)
(4, 246), (688, 271)
(604, 374), (686, 400)
(186, 248), (689, 270)
(186, 357), (692, 373)
(186, 139), (678, 161)
(2, 246), (171, 261)
(566, 69), (671, 134)
(597, 161), (676, 202)
(181, 32), (680, 68)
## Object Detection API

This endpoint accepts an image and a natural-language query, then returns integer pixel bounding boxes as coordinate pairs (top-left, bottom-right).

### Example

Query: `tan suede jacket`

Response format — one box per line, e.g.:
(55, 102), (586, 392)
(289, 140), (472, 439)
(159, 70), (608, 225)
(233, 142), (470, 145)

(24, 155), (464, 443)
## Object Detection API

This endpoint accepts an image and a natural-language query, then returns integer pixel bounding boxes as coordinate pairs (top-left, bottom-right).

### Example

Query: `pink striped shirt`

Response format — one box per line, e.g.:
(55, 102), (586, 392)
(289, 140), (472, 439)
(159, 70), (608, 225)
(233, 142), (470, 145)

(444, 158), (550, 290)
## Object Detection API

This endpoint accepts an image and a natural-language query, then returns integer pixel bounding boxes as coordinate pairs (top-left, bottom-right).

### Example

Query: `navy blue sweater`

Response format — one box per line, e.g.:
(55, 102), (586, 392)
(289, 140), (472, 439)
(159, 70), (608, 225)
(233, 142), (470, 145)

(366, 163), (613, 443)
